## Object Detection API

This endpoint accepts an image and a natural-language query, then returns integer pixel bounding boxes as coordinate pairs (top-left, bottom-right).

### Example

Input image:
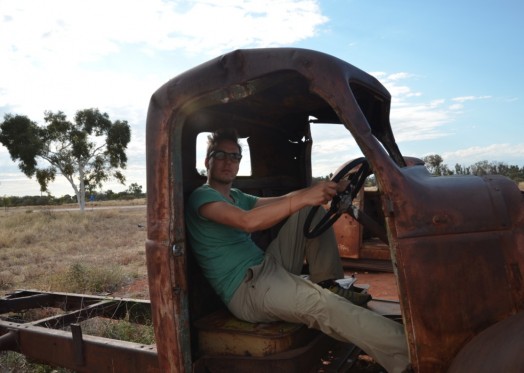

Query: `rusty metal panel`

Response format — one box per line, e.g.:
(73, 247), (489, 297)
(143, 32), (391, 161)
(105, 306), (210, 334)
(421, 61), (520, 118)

(386, 170), (524, 372)
(1, 290), (152, 325)
(0, 321), (159, 372)
(447, 311), (524, 372)
(145, 47), (524, 373)
(0, 291), (159, 372)
(194, 333), (341, 373)
(145, 48), (398, 372)
(194, 309), (317, 357)
(396, 233), (515, 371)
(333, 188), (364, 259)
(334, 212), (362, 258)
(145, 239), (190, 373)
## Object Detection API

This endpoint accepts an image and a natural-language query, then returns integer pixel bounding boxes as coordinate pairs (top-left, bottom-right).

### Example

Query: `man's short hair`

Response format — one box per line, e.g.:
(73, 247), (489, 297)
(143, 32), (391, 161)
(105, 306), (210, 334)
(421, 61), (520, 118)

(206, 128), (242, 157)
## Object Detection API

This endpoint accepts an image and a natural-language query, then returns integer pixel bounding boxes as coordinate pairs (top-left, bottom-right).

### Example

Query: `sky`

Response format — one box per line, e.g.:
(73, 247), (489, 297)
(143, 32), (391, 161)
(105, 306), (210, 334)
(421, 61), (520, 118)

(1, 0), (523, 197)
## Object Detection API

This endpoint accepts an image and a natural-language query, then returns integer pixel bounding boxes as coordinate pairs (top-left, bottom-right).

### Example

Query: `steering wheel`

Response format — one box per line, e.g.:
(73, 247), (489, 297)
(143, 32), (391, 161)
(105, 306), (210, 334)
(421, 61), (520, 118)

(303, 157), (372, 239)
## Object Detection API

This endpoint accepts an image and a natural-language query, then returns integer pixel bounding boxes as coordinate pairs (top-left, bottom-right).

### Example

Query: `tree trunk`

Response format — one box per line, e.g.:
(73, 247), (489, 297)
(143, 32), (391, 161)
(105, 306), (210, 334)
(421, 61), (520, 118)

(78, 181), (86, 211)
(64, 174), (83, 211)
(77, 168), (86, 211)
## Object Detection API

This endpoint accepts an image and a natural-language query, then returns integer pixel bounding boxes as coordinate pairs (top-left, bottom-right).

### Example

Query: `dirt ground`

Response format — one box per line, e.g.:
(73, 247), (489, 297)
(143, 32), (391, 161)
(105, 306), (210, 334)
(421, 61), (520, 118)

(116, 275), (150, 299)
(350, 271), (398, 301)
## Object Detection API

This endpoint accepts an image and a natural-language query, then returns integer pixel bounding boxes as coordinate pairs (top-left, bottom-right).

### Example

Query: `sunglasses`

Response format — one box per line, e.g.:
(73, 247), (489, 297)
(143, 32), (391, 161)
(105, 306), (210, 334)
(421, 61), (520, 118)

(209, 150), (242, 162)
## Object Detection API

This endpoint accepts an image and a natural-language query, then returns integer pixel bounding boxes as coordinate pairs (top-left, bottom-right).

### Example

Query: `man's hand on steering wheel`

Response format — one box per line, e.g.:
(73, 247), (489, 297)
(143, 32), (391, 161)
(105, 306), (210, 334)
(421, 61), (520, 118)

(303, 181), (339, 206)
(303, 158), (371, 239)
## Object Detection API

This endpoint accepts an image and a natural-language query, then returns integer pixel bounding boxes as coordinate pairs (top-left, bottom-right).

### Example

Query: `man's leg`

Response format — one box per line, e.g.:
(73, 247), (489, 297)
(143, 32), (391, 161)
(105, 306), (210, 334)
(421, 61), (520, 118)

(266, 206), (371, 306)
(229, 258), (409, 373)
(265, 207), (344, 283)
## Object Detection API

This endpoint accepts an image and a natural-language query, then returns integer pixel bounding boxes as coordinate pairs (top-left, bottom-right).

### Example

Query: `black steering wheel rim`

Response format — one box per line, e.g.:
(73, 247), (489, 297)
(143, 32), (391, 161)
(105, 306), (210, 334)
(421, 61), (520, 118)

(303, 157), (370, 239)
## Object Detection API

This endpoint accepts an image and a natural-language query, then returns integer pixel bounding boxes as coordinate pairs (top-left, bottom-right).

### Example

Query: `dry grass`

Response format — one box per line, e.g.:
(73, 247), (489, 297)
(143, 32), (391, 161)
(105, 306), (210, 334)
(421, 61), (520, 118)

(0, 201), (148, 296)
(0, 201), (151, 371)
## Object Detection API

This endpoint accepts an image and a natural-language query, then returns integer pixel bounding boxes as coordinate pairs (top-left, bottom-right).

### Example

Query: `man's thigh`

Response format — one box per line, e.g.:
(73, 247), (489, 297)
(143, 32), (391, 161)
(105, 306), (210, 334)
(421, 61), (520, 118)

(256, 259), (324, 324)
(265, 207), (313, 274)
(229, 256), (318, 323)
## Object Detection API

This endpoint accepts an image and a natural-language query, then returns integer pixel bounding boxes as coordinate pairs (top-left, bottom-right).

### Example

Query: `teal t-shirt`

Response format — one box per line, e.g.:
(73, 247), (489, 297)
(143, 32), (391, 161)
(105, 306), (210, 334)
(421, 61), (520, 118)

(186, 184), (264, 304)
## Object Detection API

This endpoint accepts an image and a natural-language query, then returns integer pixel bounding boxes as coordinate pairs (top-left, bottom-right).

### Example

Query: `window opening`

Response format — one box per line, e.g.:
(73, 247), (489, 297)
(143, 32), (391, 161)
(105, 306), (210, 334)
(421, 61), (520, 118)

(310, 122), (362, 179)
(196, 132), (252, 177)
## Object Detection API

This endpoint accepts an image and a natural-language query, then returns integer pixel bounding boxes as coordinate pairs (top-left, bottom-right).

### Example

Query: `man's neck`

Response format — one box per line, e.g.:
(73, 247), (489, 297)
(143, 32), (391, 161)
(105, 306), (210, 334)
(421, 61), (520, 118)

(207, 179), (233, 200)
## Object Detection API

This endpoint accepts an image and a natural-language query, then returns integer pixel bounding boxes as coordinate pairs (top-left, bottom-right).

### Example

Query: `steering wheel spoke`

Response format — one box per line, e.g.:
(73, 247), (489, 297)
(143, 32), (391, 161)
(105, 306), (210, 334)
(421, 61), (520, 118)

(303, 157), (373, 239)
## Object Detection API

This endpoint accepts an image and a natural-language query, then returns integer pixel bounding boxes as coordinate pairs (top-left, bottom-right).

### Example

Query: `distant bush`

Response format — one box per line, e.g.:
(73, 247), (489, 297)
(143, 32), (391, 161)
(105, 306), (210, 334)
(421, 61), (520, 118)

(82, 316), (155, 345)
(0, 351), (72, 372)
(51, 262), (127, 294)
(1, 190), (146, 208)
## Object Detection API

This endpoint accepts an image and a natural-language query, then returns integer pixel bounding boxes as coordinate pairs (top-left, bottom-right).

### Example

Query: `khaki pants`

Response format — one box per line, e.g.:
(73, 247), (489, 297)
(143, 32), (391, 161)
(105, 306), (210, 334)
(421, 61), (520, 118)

(228, 207), (409, 373)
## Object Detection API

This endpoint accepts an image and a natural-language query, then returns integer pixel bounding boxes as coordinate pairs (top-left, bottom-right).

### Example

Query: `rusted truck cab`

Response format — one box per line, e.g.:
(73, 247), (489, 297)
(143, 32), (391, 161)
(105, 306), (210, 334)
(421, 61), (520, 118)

(145, 48), (524, 372)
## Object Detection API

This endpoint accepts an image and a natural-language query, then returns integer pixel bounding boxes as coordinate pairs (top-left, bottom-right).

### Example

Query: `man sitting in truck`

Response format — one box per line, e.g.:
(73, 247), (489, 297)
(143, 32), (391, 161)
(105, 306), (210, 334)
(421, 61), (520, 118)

(185, 128), (410, 373)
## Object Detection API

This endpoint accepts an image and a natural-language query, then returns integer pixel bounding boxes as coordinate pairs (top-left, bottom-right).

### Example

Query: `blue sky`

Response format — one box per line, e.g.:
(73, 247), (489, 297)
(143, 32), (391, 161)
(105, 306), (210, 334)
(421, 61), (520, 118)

(1, 0), (523, 197)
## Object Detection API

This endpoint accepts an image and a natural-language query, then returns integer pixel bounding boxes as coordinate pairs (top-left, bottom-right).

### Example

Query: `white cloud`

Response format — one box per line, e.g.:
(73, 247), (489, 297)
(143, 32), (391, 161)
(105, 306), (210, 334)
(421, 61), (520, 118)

(309, 123), (367, 177)
(1, 1), (519, 198)
(0, 0), (328, 117)
(442, 144), (524, 166)
(449, 103), (463, 111)
(159, 0), (328, 54)
(0, 0), (329, 196)
(373, 74), (496, 144)
(375, 74), (453, 142)
(452, 95), (491, 103)
(385, 72), (412, 82)
(0, 0), (327, 64)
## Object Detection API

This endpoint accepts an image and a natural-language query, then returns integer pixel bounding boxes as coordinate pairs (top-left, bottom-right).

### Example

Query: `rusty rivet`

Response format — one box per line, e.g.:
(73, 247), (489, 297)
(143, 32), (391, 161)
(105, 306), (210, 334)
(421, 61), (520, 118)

(172, 245), (184, 256)
(432, 215), (448, 224)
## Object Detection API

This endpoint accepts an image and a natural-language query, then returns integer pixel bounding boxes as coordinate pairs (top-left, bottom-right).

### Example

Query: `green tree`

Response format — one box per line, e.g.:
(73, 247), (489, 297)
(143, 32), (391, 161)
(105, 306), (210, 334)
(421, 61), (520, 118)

(127, 182), (143, 197)
(423, 154), (453, 176)
(454, 163), (470, 175)
(1, 195), (10, 212)
(470, 160), (492, 176)
(0, 108), (131, 211)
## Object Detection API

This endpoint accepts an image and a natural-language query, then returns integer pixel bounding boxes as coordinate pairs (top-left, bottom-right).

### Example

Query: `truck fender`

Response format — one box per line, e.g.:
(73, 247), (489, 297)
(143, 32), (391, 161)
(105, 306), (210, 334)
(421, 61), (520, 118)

(448, 311), (524, 373)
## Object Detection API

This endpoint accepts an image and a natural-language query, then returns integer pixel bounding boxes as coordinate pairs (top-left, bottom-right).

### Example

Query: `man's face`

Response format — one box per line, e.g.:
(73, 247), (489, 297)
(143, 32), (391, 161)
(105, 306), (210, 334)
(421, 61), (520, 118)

(206, 139), (241, 185)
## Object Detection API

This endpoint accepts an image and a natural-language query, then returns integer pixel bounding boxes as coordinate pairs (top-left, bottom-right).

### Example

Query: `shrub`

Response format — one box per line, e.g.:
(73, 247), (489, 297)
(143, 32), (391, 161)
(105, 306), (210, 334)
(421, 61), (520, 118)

(54, 262), (127, 294)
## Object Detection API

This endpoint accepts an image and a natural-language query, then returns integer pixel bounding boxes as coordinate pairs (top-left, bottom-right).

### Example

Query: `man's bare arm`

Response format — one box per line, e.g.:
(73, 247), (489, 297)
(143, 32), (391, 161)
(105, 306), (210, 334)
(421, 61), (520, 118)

(199, 181), (338, 233)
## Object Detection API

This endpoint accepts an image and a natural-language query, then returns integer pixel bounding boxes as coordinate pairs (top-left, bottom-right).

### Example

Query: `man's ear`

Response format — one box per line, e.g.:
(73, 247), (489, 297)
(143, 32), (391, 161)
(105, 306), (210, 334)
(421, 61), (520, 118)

(204, 157), (210, 170)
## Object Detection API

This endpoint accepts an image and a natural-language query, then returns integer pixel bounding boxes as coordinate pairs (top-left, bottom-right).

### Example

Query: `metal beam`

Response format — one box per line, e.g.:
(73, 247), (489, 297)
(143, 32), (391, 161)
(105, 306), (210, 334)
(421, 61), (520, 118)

(0, 320), (160, 372)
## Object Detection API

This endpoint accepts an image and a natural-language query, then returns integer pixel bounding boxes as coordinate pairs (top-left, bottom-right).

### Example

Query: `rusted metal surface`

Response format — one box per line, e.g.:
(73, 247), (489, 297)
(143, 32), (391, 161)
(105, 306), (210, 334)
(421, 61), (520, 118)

(195, 309), (318, 357)
(145, 48), (524, 372)
(335, 157), (426, 272)
(0, 290), (152, 324)
(388, 171), (524, 371)
(3, 48), (520, 372)
(193, 333), (342, 373)
(447, 311), (524, 373)
(1, 322), (159, 372)
(334, 189), (392, 266)
(0, 290), (159, 372)
(146, 47), (400, 372)
(0, 330), (18, 351)
(145, 239), (190, 372)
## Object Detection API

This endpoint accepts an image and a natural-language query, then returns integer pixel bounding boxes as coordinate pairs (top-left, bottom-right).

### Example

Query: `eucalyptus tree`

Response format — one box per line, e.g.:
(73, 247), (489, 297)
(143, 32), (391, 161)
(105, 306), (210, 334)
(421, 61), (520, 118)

(422, 154), (453, 176)
(0, 108), (131, 211)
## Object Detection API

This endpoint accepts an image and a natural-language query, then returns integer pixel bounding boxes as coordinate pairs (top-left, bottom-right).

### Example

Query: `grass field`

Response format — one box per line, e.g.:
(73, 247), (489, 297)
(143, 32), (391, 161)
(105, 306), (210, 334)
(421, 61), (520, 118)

(0, 200), (151, 371)
(0, 200), (148, 296)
